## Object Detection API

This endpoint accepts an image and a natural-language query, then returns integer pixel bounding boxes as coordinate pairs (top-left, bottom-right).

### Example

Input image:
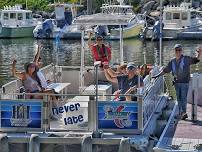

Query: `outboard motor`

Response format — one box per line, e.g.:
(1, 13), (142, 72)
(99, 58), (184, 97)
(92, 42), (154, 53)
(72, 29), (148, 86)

(56, 19), (67, 28)
(42, 19), (54, 38)
(95, 25), (109, 37)
(64, 11), (72, 25)
(33, 19), (54, 38)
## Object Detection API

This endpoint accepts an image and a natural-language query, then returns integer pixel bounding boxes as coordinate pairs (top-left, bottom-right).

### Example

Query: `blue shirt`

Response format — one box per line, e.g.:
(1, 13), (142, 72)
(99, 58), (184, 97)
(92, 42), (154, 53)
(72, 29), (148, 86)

(163, 55), (199, 83)
(117, 74), (144, 94)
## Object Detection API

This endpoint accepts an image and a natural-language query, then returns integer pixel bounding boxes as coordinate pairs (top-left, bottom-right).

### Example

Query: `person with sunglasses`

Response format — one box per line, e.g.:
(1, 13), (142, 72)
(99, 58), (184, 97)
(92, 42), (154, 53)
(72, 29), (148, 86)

(152, 44), (202, 120)
(88, 32), (111, 68)
(104, 62), (144, 101)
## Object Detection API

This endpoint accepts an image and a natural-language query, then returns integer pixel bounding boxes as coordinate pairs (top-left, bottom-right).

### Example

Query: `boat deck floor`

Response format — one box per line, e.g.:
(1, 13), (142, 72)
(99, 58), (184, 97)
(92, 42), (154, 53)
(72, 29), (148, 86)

(158, 104), (202, 151)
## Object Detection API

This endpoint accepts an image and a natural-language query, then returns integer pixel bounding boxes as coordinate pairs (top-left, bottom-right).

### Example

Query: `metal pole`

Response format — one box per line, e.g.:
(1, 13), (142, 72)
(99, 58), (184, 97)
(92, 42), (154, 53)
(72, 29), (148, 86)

(87, 0), (93, 14)
(25, 0), (28, 9)
(92, 61), (101, 138)
(119, 25), (124, 64)
(55, 35), (60, 66)
(95, 64), (98, 132)
(159, 0), (163, 66)
(80, 29), (85, 93)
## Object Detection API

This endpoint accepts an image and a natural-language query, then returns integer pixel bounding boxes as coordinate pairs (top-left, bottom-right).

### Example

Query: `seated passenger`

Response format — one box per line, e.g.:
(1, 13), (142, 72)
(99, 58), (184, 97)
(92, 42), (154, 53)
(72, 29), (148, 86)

(104, 62), (144, 101)
(12, 60), (57, 101)
(12, 60), (59, 120)
(12, 60), (42, 98)
(139, 64), (152, 79)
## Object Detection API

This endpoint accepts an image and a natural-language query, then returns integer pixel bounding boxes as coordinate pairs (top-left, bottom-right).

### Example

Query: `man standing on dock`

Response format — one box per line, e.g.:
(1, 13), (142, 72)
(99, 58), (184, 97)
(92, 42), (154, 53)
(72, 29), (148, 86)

(152, 44), (201, 120)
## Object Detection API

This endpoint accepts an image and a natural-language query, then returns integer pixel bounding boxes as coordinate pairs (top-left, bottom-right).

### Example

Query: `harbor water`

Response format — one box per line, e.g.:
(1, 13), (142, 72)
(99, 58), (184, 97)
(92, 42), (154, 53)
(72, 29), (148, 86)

(0, 38), (202, 87)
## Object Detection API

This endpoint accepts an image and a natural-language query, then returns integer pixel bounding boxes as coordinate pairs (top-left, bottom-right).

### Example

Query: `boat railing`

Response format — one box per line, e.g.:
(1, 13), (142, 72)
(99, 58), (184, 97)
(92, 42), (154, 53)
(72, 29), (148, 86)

(0, 76), (165, 135)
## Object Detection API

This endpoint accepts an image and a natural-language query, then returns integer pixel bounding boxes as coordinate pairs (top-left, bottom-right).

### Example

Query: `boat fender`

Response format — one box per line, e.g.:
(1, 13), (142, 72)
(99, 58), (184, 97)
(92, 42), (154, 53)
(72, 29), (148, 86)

(0, 22), (2, 33)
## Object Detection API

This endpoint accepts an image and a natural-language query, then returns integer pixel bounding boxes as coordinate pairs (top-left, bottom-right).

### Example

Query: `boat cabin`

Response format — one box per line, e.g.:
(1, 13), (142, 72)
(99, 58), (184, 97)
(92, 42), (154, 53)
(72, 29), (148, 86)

(0, 5), (33, 27)
(163, 3), (197, 29)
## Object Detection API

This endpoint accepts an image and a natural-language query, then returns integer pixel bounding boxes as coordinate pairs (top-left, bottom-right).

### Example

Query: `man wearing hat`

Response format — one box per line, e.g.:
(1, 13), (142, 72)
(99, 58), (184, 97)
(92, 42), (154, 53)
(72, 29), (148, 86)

(88, 32), (111, 67)
(153, 44), (202, 120)
(104, 62), (144, 101)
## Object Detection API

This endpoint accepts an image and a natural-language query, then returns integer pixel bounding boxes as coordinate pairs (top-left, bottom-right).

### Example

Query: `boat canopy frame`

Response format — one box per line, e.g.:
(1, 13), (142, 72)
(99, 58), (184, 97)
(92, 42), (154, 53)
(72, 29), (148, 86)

(73, 13), (135, 91)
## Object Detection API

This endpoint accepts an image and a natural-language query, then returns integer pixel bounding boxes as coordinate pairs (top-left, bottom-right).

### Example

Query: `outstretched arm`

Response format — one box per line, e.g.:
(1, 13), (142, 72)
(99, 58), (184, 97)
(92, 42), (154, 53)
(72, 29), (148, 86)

(11, 60), (25, 80)
(33, 44), (41, 65)
(88, 32), (93, 49)
(104, 69), (118, 83)
(196, 47), (202, 60)
(107, 67), (121, 77)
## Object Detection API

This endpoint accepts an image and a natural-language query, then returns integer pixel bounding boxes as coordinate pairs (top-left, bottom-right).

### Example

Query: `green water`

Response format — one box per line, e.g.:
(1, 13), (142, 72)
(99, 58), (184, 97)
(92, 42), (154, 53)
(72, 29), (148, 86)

(0, 38), (201, 87)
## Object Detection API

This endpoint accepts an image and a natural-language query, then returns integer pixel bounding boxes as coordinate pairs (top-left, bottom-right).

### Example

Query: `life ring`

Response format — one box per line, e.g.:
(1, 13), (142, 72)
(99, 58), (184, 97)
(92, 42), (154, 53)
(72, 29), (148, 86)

(0, 22), (2, 33)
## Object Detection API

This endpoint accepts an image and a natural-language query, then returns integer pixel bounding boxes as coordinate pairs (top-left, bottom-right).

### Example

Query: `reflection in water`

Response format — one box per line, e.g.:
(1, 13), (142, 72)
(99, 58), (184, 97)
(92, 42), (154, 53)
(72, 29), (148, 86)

(0, 38), (202, 86)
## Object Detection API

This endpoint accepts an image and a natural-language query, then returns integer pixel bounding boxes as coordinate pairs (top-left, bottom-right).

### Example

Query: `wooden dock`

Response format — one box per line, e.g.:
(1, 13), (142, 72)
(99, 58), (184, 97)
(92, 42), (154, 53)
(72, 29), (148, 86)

(154, 103), (202, 151)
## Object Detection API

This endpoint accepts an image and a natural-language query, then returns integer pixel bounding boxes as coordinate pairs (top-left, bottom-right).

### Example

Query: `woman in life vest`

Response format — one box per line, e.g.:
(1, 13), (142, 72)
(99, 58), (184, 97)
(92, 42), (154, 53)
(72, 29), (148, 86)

(88, 32), (111, 67)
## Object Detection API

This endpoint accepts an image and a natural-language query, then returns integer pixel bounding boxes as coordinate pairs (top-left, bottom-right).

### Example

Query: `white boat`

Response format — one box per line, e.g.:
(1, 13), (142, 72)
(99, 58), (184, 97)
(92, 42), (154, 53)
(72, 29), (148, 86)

(0, 11), (177, 152)
(0, 5), (40, 38)
(144, 2), (202, 40)
(100, 0), (145, 40)
(33, 3), (82, 39)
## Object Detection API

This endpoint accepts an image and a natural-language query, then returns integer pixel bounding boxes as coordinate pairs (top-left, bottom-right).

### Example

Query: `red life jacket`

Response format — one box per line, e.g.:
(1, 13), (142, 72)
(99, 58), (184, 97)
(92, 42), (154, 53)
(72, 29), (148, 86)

(92, 44), (110, 62)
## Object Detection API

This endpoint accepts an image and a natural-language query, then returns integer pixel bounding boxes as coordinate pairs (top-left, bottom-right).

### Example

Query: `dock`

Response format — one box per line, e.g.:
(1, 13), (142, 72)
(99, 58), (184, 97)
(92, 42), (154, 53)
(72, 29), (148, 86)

(154, 104), (202, 151)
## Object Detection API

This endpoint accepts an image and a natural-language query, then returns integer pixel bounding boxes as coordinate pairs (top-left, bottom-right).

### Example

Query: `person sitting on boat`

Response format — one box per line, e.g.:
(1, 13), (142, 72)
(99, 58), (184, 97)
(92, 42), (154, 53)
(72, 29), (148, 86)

(12, 60), (59, 120)
(88, 32), (111, 68)
(152, 44), (202, 120)
(12, 60), (58, 100)
(12, 60), (43, 99)
(104, 62), (144, 101)
(139, 64), (152, 79)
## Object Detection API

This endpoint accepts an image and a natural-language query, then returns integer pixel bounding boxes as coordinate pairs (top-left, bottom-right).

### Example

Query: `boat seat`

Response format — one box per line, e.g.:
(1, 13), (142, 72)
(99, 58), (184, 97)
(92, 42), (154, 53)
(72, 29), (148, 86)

(1, 79), (23, 99)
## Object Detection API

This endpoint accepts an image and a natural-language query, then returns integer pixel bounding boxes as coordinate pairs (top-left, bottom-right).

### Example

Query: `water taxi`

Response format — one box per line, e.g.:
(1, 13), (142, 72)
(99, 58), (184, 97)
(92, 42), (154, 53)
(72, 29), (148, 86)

(1, 9), (202, 152)
(0, 5), (40, 38)
(144, 3), (202, 40)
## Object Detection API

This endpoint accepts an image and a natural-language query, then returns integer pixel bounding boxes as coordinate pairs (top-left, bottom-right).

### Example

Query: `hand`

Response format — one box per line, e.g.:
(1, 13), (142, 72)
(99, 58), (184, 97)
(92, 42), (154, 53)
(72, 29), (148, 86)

(103, 61), (109, 69)
(197, 47), (202, 56)
(12, 59), (17, 65)
(130, 86), (137, 92)
(88, 31), (93, 37)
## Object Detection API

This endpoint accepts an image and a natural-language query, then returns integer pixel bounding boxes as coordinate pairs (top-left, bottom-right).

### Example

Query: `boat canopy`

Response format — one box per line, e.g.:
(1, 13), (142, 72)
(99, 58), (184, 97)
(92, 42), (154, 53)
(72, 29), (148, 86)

(73, 13), (135, 26)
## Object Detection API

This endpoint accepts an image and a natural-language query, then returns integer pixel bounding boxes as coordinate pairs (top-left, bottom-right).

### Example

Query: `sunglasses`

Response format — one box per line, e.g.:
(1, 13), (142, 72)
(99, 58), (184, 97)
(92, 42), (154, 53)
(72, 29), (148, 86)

(175, 48), (182, 52)
(127, 66), (135, 71)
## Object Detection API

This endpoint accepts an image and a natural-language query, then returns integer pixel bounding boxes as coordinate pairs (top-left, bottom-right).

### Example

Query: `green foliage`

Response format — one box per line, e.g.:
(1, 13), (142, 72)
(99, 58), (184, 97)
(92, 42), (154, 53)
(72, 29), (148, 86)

(0, 0), (51, 11)
(0, 0), (81, 11)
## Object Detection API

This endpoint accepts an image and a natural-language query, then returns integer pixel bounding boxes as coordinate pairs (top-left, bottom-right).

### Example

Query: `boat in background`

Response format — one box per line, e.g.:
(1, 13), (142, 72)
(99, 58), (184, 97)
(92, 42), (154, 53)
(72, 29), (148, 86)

(102, 0), (145, 40)
(33, 3), (83, 39)
(0, 9), (176, 152)
(0, 4), (41, 38)
(144, 2), (202, 40)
